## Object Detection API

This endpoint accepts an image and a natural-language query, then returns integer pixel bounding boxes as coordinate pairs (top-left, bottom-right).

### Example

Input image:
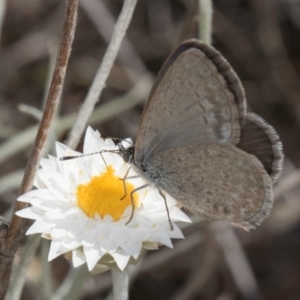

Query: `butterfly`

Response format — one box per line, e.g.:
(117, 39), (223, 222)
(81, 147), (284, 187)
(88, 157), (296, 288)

(117, 39), (283, 231)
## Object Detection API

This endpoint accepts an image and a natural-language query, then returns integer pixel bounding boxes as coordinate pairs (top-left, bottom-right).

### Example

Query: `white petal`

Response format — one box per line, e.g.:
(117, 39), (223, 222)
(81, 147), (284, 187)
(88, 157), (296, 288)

(15, 207), (43, 220)
(67, 217), (88, 238)
(26, 219), (55, 235)
(142, 189), (161, 207)
(44, 211), (65, 220)
(48, 239), (69, 261)
(51, 173), (73, 190)
(64, 207), (82, 217)
(91, 263), (111, 274)
(131, 251), (141, 260)
(17, 189), (52, 202)
(55, 142), (79, 158)
(128, 227), (151, 242)
(144, 210), (173, 225)
(48, 175), (73, 195)
(102, 153), (119, 168)
(167, 223), (184, 239)
(103, 137), (117, 149)
(50, 217), (80, 240)
(31, 199), (71, 213)
(28, 188), (67, 203)
(120, 240), (142, 256)
(35, 169), (54, 189)
(143, 242), (159, 250)
(110, 225), (129, 245)
(42, 233), (52, 240)
(169, 207), (192, 223)
(87, 156), (106, 177)
(150, 231), (173, 248)
(103, 215), (114, 222)
(165, 193), (178, 206)
(84, 127), (103, 154)
(111, 250), (131, 271)
(119, 139), (133, 153)
(40, 157), (58, 173)
(34, 175), (47, 189)
(72, 248), (86, 267)
(133, 215), (154, 229)
(82, 227), (98, 247)
(61, 234), (82, 250)
(99, 234), (120, 252)
(115, 163), (131, 179)
(83, 244), (104, 271)
(17, 190), (37, 202)
(95, 222), (113, 240)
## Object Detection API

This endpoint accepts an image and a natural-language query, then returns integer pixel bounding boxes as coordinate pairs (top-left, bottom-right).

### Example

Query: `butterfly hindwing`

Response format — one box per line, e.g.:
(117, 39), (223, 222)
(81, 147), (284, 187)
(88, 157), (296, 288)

(144, 143), (273, 230)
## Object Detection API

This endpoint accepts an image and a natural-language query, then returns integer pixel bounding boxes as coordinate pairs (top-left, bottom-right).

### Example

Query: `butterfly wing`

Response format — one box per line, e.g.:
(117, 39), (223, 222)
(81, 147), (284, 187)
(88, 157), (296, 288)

(134, 39), (247, 165)
(237, 113), (283, 183)
(132, 39), (283, 230)
(145, 143), (273, 230)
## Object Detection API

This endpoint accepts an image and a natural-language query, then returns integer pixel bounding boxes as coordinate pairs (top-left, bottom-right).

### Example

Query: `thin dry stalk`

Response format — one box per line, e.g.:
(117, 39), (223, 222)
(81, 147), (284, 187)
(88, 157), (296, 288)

(171, 234), (217, 300)
(213, 223), (262, 300)
(80, 0), (148, 82)
(0, 0), (6, 43)
(0, 0), (78, 297)
(66, 0), (137, 149)
(198, 0), (213, 44)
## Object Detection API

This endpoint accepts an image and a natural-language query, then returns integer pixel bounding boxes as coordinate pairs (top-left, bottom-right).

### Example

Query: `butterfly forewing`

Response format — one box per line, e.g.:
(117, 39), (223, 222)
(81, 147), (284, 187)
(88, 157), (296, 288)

(134, 40), (246, 164)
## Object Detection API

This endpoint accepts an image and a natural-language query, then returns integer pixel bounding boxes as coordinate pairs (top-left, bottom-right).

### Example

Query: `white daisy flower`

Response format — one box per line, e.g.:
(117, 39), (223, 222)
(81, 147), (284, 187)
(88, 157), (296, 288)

(16, 127), (191, 272)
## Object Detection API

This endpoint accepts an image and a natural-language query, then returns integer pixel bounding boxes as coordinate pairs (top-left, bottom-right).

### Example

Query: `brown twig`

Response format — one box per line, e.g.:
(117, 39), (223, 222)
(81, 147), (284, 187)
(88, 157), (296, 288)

(0, 0), (78, 297)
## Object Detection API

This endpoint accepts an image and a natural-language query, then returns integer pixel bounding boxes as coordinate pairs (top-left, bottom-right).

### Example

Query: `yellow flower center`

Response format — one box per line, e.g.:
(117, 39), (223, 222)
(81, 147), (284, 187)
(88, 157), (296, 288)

(76, 166), (139, 221)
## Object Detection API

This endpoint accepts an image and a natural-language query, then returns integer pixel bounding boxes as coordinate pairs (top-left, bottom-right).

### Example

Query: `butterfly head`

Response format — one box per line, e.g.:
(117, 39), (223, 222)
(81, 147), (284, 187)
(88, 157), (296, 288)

(114, 138), (135, 164)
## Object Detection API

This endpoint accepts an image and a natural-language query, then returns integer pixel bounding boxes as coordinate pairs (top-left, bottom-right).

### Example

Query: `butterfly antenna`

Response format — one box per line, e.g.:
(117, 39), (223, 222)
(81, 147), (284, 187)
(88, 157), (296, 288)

(59, 149), (120, 168)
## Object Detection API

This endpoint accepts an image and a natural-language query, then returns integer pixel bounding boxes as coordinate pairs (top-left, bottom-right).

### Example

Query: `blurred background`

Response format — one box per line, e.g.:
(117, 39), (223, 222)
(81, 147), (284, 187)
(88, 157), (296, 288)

(1, 0), (300, 299)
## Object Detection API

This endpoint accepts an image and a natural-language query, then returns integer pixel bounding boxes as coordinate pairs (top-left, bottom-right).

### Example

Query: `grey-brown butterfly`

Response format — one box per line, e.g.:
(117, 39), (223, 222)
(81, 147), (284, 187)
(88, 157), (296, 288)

(119, 39), (283, 231)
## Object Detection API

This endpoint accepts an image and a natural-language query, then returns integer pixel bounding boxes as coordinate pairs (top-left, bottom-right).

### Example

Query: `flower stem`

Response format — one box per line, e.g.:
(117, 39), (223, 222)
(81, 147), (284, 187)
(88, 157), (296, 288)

(112, 269), (130, 300)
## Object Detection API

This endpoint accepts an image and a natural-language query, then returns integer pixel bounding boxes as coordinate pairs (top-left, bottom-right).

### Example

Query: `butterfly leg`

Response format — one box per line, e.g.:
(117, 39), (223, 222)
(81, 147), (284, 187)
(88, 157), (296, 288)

(99, 151), (108, 168)
(159, 190), (173, 231)
(126, 184), (149, 225)
(119, 167), (140, 200)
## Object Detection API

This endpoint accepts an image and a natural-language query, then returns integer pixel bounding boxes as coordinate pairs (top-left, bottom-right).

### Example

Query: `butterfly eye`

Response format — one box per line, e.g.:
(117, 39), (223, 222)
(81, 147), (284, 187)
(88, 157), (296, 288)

(141, 163), (148, 173)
